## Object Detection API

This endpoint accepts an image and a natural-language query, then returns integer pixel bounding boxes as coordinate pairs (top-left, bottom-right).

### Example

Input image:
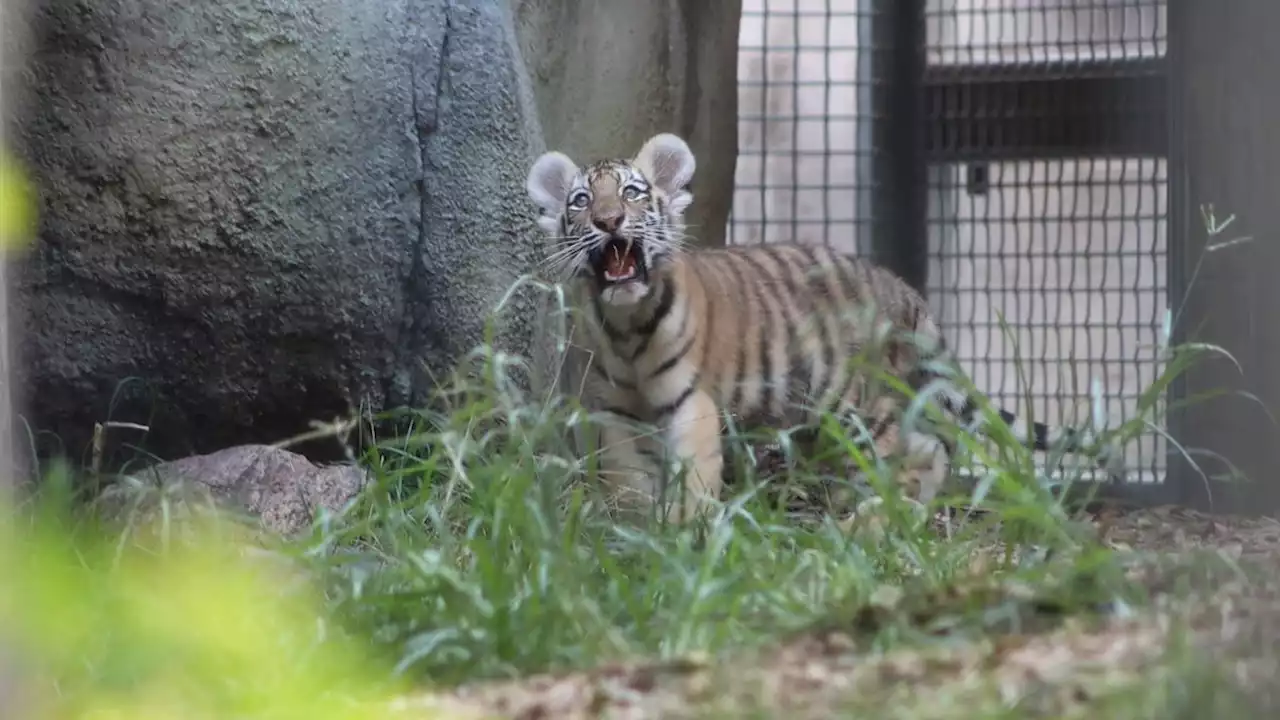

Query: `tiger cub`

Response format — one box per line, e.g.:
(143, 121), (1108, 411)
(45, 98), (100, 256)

(525, 132), (1114, 523)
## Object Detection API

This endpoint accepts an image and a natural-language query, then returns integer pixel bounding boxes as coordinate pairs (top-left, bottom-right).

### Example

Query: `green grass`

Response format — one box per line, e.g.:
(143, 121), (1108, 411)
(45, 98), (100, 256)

(8, 221), (1272, 717)
(7, 343), (1260, 717)
(260, 325), (1061, 676)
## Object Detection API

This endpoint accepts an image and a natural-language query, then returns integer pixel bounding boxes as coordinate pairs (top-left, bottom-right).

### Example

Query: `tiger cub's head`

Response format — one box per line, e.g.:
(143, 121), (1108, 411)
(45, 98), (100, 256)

(526, 133), (696, 306)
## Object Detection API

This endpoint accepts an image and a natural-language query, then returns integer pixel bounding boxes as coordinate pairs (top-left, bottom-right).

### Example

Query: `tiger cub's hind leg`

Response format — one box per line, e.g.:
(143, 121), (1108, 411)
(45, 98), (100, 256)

(839, 425), (944, 540)
(836, 397), (944, 537)
(884, 427), (952, 507)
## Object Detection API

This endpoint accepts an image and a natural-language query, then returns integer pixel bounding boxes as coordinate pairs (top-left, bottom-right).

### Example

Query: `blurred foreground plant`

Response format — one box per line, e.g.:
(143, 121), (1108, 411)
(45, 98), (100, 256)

(0, 475), (462, 720)
(0, 147), (37, 252)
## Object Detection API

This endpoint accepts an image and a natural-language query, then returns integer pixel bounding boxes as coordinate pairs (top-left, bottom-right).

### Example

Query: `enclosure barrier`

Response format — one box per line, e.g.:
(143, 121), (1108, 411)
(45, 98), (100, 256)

(730, 0), (1173, 500)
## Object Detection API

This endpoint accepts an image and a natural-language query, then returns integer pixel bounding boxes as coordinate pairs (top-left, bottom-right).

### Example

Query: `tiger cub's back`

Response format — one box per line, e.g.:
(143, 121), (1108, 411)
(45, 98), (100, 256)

(680, 242), (937, 429)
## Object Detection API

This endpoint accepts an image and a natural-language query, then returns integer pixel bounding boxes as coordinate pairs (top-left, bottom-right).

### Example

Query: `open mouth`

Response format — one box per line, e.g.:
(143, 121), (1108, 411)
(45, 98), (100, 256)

(594, 237), (646, 286)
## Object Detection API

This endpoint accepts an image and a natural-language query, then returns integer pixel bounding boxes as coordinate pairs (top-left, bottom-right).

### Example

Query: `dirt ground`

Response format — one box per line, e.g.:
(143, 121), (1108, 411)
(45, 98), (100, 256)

(393, 505), (1280, 720)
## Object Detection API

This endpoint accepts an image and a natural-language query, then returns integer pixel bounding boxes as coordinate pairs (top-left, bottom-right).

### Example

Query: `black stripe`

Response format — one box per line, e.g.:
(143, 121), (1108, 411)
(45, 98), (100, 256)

(629, 280), (676, 360)
(696, 264), (717, 371)
(880, 298), (911, 371)
(844, 410), (896, 458)
(954, 394), (978, 423)
(997, 408), (1052, 451)
(591, 360), (635, 391)
(829, 362), (862, 421)
(768, 243), (808, 297)
(868, 413), (894, 442)
(635, 279), (675, 337)
(603, 320), (627, 342)
(653, 384), (697, 420)
(766, 246), (813, 408)
(590, 359), (610, 381)
(645, 275), (694, 370)
(1033, 421), (1051, 450)
(806, 244), (832, 287)
(832, 254), (865, 305)
(937, 432), (957, 458)
(591, 295), (627, 342)
(740, 253), (780, 418)
(604, 406), (645, 424)
(724, 255), (753, 413)
(825, 256), (865, 415)
(747, 256), (778, 417)
(650, 332), (696, 379)
(907, 363), (970, 418)
(1058, 427), (1084, 452)
(936, 377), (972, 418)
(761, 245), (801, 295)
(809, 248), (842, 411)
(652, 194), (666, 223)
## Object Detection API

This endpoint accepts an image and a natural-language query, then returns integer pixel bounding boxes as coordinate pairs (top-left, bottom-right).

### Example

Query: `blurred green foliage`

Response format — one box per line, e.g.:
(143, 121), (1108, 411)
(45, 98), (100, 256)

(0, 470), (457, 720)
(0, 147), (36, 252)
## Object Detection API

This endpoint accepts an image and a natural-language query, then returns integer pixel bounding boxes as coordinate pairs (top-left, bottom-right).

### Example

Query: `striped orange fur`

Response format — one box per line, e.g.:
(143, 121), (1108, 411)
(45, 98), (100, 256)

(526, 133), (1114, 522)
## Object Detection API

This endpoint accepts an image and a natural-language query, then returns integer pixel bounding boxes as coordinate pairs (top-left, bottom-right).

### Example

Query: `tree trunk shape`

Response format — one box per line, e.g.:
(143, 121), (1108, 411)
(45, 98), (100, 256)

(514, 0), (742, 250)
(511, 0), (743, 426)
(10, 0), (546, 462)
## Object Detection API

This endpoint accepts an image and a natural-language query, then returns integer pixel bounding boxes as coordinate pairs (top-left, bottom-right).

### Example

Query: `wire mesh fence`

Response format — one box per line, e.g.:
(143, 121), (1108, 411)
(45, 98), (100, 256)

(730, 0), (1169, 486)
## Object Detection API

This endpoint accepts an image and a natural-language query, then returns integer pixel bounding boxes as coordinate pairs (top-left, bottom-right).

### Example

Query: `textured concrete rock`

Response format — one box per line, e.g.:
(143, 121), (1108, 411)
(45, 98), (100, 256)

(10, 0), (545, 462)
(122, 443), (369, 537)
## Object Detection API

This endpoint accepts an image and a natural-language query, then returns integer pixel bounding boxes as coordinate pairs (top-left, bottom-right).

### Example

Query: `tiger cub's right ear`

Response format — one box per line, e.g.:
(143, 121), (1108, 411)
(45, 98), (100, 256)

(526, 151), (579, 234)
(633, 133), (696, 217)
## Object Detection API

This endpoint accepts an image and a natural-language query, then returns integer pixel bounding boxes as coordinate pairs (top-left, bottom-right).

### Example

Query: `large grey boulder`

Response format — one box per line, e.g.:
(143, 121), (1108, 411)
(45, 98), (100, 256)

(9, 0), (546, 462)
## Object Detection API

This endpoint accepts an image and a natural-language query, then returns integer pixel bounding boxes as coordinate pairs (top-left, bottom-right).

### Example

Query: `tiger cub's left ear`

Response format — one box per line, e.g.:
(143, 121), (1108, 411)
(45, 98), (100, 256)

(633, 133), (696, 216)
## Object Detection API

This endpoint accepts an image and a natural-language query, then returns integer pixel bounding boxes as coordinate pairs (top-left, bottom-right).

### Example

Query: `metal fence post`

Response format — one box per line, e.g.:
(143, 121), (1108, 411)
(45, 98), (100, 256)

(733, 1), (1173, 497)
(867, 0), (928, 294)
(1168, 0), (1280, 516)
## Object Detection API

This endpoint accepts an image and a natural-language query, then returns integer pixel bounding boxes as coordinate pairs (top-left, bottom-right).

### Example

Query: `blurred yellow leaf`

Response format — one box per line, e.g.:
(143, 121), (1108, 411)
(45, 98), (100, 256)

(0, 506), (460, 720)
(0, 147), (37, 252)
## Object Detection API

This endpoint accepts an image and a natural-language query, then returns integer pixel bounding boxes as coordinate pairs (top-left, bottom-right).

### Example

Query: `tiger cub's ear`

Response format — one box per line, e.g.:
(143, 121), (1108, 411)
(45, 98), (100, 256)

(526, 151), (580, 233)
(633, 133), (696, 216)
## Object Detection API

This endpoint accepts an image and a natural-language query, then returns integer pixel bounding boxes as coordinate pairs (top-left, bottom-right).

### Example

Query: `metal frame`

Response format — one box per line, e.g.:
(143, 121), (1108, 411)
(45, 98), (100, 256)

(1163, 0), (1280, 517)
(870, 2), (1173, 502)
(871, 6), (1169, 273)
(868, 0), (929, 293)
(732, 0), (1174, 501)
(924, 58), (1167, 163)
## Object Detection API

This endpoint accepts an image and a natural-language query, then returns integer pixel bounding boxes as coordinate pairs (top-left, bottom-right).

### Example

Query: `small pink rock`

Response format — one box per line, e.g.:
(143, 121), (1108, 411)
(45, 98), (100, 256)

(125, 444), (369, 537)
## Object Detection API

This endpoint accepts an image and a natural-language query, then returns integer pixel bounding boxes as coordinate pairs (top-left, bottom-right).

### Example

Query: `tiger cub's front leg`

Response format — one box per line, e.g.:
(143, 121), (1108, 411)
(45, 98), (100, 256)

(658, 389), (724, 523)
(597, 414), (667, 519)
(597, 388), (724, 524)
